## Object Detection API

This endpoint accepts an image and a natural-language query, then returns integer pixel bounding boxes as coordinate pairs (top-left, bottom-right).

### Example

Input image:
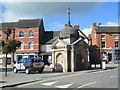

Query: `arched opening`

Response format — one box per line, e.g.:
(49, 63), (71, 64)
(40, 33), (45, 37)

(55, 53), (64, 72)
(28, 42), (34, 50)
(28, 30), (34, 37)
(19, 31), (24, 37)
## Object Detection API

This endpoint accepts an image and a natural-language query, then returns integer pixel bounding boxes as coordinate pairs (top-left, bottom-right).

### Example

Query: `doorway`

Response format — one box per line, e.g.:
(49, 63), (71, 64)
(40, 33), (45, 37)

(56, 53), (64, 72)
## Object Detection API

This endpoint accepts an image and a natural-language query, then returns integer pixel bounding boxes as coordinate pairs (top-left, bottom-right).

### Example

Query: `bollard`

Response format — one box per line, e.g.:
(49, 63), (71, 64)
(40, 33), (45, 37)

(102, 61), (106, 70)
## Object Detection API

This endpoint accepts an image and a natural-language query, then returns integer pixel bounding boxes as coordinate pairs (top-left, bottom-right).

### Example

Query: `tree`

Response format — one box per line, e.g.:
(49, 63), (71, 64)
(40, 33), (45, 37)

(2, 27), (21, 76)
(2, 40), (21, 53)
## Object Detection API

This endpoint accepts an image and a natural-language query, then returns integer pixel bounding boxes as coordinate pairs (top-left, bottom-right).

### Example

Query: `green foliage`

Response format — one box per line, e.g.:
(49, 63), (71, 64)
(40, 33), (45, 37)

(2, 40), (21, 54)
(2, 45), (12, 54)
(2, 27), (21, 54)
(3, 27), (12, 35)
(100, 49), (104, 53)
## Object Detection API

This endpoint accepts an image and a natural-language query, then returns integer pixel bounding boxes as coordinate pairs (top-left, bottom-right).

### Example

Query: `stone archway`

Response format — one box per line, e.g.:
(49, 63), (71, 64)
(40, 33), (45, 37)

(55, 53), (64, 72)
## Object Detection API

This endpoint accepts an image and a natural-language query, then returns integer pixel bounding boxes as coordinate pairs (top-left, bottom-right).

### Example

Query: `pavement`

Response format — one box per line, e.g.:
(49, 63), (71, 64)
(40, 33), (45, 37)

(0, 62), (119, 89)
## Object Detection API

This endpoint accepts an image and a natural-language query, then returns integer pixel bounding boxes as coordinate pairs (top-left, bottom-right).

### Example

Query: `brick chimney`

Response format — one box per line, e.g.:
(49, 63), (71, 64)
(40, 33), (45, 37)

(74, 24), (79, 29)
(93, 23), (97, 27)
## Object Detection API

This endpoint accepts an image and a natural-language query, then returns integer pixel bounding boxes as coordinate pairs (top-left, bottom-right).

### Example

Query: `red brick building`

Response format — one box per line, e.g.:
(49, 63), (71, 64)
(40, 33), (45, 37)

(89, 23), (120, 62)
(0, 19), (45, 64)
(0, 19), (60, 65)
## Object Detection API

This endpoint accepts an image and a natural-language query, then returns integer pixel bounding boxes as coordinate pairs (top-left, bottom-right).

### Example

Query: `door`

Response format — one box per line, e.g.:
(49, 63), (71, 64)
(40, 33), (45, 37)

(108, 53), (112, 61)
(56, 53), (64, 72)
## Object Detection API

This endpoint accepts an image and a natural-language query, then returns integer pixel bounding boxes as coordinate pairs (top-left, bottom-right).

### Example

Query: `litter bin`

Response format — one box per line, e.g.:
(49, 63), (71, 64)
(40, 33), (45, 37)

(102, 60), (106, 69)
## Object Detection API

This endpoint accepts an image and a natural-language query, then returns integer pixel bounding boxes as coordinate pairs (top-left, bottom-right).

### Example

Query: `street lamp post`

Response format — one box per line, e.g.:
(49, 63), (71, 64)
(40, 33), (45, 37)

(67, 8), (71, 26)
(5, 34), (9, 76)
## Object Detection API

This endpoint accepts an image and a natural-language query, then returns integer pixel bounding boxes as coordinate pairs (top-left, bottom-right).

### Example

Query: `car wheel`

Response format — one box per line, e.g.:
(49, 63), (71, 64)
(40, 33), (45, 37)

(13, 67), (18, 73)
(38, 67), (44, 73)
(25, 68), (30, 74)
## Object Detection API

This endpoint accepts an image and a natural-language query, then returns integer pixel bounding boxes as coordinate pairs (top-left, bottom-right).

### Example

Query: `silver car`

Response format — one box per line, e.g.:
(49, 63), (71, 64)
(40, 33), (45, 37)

(13, 57), (44, 74)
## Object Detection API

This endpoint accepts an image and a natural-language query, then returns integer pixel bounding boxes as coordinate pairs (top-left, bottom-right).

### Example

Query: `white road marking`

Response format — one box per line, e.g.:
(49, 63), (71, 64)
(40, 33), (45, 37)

(55, 83), (73, 88)
(110, 76), (117, 78)
(77, 81), (96, 88)
(41, 81), (58, 86)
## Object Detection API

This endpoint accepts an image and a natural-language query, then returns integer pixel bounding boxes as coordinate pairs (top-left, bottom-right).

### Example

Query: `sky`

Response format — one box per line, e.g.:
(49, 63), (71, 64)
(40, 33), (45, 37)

(0, 0), (119, 36)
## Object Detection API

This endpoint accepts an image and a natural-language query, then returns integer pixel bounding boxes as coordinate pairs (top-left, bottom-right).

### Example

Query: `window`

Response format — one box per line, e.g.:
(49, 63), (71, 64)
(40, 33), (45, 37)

(101, 34), (106, 39)
(28, 30), (34, 37)
(115, 41), (119, 48)
(114, 35), (119, 39)
(19, 31), (24, 37)
(0, 32), (2, 37)
(28, 42), (34, 50)
(101, 41), (106, 48)
(20, 42), (24, 50)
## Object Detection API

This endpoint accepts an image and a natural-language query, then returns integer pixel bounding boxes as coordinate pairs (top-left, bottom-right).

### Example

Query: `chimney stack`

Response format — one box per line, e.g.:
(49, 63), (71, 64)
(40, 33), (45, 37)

(74, 24), (79, 29)
(93, 23), (97, 27)
(65, 24), (68, 27)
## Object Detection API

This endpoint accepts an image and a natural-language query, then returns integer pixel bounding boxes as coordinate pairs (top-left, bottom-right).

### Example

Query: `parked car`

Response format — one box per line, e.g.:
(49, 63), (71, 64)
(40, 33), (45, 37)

(13, 57), (44, 74)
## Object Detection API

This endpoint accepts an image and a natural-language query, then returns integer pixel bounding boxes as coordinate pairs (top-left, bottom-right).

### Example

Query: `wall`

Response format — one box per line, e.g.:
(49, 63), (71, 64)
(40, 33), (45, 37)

(15, 28), (39, 53)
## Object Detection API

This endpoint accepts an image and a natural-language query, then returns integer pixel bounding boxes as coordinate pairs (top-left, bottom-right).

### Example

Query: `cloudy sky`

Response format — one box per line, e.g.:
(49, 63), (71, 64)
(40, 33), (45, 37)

(0, 0), (119, 36)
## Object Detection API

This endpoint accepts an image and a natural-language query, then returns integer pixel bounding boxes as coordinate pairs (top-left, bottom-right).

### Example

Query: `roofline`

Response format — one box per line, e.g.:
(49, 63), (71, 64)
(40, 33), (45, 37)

(18, 18), (42, 21)
(96, 25), (119, 27)
(0, 18), (43, 24)
(96, 32), (120, 34)
(0, 22), (18, 24)
(15, 27), (39, 29)
(45, 31), (60, 32)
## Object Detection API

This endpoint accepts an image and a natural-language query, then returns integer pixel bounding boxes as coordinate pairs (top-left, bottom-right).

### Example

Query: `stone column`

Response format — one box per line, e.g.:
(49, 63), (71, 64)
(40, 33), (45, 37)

(71, 46), (75, 72)
(51, 50), (55, 71)
(64, 49), (68, 72)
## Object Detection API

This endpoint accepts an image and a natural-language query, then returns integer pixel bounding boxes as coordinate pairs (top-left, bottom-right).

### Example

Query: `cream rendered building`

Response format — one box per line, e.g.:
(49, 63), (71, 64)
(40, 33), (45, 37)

(51, 25), (89, 72)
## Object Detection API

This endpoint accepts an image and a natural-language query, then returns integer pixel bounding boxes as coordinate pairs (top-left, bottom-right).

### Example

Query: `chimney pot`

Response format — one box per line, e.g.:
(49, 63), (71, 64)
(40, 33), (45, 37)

(74, 24), (79, 29)
(93, 23), (97, 26)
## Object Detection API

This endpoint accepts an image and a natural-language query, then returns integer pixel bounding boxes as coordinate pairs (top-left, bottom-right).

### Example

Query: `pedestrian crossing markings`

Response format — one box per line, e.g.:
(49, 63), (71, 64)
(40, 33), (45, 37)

(40, 81), (73, 88)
